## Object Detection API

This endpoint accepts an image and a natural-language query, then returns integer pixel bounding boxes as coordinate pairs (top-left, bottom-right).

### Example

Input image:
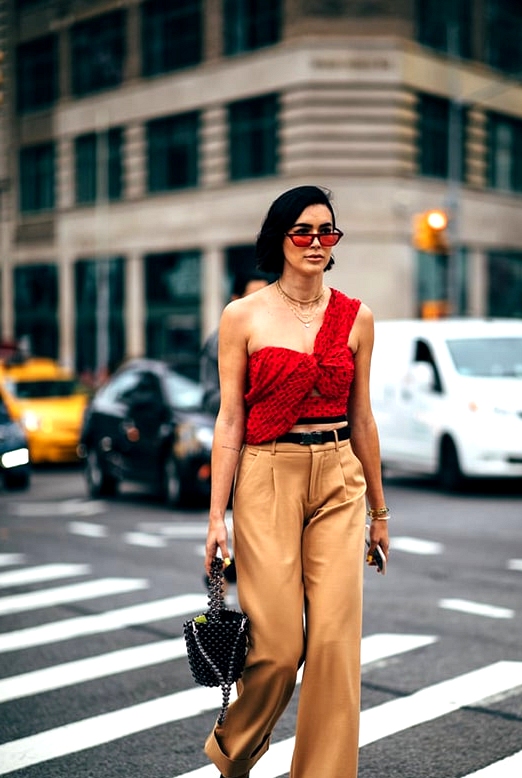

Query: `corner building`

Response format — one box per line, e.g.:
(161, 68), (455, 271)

(2, 1), (522, 379)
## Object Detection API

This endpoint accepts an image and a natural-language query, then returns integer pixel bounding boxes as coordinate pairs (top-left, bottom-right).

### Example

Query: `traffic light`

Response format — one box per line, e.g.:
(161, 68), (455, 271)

(412, 209), (449, 254)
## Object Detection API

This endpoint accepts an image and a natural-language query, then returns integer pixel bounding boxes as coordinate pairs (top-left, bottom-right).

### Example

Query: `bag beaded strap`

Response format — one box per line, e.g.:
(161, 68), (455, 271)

(191, 558), (248, 724)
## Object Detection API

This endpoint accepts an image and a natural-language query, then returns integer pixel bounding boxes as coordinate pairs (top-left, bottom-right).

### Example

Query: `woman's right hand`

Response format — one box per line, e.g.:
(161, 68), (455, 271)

(205, 518), (231, 575)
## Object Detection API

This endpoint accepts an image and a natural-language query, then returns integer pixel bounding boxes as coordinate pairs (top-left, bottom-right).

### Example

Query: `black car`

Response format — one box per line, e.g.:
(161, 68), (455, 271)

(79, 359), (214, 506)
(0, 398), (30, 490)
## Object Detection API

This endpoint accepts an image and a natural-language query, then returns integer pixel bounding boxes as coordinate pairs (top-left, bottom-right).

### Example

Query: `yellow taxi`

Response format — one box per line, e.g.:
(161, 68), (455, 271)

(0, 357), (89, 464)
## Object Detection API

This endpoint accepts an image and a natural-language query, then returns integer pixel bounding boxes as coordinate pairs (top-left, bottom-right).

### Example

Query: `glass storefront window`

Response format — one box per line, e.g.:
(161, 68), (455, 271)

(144, 251), (201, 379)
(14, 264), (59, 358)
(488, 252), (522, 318)
(74, 257), (125, 380)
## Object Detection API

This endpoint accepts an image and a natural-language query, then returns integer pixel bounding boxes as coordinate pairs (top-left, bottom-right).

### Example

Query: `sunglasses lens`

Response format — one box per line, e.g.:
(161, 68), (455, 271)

(319, 233), (340, 246)
(290, 234), (313, 247)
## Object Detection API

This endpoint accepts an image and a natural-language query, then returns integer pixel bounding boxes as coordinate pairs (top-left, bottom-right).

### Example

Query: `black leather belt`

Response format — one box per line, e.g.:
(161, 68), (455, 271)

(276, 426), (351, 445)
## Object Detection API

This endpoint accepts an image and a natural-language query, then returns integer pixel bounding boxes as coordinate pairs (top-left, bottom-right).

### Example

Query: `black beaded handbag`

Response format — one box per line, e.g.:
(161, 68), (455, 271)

(183, 557), (249, 724)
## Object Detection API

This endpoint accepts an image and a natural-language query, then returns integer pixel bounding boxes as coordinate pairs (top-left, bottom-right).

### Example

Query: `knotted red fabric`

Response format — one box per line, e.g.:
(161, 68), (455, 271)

(244, 290), (361, 444)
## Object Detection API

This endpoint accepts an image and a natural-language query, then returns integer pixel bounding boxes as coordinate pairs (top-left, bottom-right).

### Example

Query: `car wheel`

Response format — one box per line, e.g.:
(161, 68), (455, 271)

(438, 436), (463, 492)
(160, 456), (181, 507)
(4, 471), (30, 491)
(85, 448), (118, 498)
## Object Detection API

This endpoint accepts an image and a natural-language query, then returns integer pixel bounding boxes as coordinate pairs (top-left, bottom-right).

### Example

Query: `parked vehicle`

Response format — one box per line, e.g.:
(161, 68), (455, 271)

(0, 398), (30, 490)
(0, 358), (89, 464)
(79, 359), (214, 505)
(370, 318), (522, 490)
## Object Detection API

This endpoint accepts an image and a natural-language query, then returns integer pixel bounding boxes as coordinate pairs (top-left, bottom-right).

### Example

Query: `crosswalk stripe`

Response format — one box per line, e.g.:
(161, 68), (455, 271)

(439, 598), (514, 619)
(0, 554), (27, 568)
(0, 594), (209, 654)
(225, 662), (522, 778)
(0, 563), (91, 588)
(0, 638), (187, 703)
(460, 749), (522, 777)
(0, 578), (148, 616)
(0, 632), (436, 705)
(0, 633), (435, 775)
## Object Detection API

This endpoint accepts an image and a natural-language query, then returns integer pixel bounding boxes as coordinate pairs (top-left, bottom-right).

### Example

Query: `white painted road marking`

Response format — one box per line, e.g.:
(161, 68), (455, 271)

(0, 633), (437, 774)
(0, 563), (91, 588)
(68, 521), (108, 538)
(10, 499), (106, 517)
(0, 554), (27, 567)
(0, 594), (209, 653)
(439, 598), (514, 619)
(124, 531), (167, 548)
(507, 559), (522, 572)
(0, 578), (148, 616)
(391, 536), (444, 555)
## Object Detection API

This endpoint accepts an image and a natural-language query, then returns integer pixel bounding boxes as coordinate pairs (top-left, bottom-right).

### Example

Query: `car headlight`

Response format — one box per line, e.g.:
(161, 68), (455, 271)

(20, 411), (42, 432)
(1, 448), (30, 469)
(195, 426), (214, 449)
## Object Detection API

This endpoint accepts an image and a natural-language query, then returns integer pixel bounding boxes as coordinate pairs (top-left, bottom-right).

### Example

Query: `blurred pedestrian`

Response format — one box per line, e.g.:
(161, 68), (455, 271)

(204, 185), (389, 778)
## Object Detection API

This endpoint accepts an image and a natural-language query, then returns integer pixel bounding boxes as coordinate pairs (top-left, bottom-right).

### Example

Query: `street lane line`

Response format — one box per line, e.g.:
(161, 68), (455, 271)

(0, 632), (437, 704)
(507, 559), (522, 572)
(238, 662), (522, 778)
(459, 749), (522, 777)
(0, 633), (437, 775)
(68, 521), (108, 538)
(0, 563), (91, 588)
(0, 594), (209, 653)
(0, 638), (188, 703)
(391, 537), (444, 555)
(124, 531), (167, 548)
(439, 598), (514, 619)
(0, 578), (148, 616)
(0, 554), (27, 567)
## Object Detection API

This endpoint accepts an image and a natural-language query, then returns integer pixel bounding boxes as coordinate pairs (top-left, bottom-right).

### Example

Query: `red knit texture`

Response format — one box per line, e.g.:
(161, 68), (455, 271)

(245, 290), (361, 444)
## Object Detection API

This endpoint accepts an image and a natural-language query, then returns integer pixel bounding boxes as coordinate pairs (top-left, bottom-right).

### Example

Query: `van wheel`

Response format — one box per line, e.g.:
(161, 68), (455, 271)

(85, 449), (118, 498)
(438, 437), (462, 492)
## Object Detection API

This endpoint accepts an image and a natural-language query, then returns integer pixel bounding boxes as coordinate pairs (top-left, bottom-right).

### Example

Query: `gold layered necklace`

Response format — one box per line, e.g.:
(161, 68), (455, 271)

(275, 280), (326, 328)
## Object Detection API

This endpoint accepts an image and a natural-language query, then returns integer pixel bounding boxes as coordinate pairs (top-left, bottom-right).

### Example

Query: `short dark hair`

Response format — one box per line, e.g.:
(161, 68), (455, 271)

(255, 186), (337, 274)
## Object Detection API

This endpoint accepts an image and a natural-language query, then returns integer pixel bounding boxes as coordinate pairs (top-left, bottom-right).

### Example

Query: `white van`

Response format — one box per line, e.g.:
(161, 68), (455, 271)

(370, 318), (522, 490)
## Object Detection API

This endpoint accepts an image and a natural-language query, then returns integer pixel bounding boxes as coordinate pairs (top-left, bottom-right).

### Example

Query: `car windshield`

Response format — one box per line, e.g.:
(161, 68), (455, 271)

(164, 371), (204, 410)
(446, 337), (522, 377)
(5, 379), (78, 399)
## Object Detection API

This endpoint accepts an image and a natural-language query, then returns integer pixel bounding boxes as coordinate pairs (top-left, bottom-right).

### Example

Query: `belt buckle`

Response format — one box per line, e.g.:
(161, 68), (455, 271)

(300, 431), (323, 445)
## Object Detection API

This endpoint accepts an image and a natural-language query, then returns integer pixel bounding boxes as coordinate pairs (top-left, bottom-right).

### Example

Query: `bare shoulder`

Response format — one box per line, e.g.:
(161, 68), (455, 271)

(220, 285), (271, 339)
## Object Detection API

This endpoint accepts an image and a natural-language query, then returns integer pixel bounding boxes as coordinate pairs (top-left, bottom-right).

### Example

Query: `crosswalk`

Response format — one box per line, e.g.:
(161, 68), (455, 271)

(0, 553), (521, 777)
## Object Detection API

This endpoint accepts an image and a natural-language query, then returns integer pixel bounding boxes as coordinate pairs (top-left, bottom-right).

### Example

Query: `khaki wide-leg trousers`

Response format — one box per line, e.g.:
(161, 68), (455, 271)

(205, 435), (367, 778)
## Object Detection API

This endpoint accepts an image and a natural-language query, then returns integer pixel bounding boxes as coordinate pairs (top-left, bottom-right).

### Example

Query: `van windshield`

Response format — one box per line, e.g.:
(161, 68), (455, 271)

(446, 337), (522, 377)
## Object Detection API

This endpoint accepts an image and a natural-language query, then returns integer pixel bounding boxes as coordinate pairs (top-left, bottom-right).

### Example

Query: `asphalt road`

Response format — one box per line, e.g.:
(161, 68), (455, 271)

(0, 466), (521, 778)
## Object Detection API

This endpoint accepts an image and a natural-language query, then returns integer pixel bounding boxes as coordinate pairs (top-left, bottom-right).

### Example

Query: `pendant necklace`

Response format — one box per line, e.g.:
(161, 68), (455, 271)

(276, 280), (325, 328)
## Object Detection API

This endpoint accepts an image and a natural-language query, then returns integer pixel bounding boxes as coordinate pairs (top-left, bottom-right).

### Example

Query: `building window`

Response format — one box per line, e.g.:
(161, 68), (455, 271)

(487, 114), (522, 193)
(145, 252), (201, 379)
(14, 265), (59, 359)
(228, 94), (279, 180)
(75, 129), (124, 205)
(142, 0), (203, 76)
(488, 252), (522, 318)
(486, 0), (522, 76)
(19, 143), (55, 213)
(71, 10), (126, 97)
(224, 0), (282, 56)
(415, 0), (472, 59)
(74, 258), (125, 377)
(147, 113), (200, 192)
(16, 35), (58, 113)
(418, 94), (467, 181)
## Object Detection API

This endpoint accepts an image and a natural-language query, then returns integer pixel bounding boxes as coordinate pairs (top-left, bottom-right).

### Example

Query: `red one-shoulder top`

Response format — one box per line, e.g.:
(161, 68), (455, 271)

(244, 289), (361, 444)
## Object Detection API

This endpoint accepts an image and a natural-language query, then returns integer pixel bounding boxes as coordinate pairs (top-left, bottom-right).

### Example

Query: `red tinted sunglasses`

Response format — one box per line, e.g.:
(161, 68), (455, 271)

(285, 230), (343, 248)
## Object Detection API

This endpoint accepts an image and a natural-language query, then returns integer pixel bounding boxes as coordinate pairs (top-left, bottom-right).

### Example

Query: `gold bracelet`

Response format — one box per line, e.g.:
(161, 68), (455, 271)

(367, 506), (390, 518)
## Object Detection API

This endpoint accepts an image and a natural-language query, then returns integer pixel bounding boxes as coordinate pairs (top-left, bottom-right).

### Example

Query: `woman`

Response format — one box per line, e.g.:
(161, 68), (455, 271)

(204, 185), (389, 778)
